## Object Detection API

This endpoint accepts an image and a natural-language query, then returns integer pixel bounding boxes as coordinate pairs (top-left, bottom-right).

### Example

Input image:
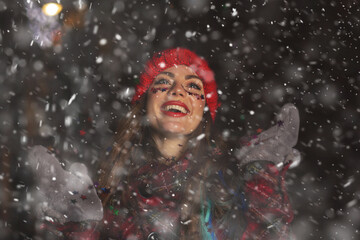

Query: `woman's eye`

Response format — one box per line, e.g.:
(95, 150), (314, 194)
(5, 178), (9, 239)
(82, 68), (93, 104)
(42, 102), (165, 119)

(154, 79), (170, 85)
(188, 82), (201, 90)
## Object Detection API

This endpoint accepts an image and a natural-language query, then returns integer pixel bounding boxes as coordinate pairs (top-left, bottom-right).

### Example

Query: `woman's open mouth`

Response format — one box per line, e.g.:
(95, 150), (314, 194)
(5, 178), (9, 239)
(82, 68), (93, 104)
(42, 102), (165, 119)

(161, 101), (190, 117)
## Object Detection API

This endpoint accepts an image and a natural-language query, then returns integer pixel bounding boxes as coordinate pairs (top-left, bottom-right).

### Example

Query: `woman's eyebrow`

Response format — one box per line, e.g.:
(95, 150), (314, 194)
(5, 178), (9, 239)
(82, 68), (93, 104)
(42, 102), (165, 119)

(157, 72), (175, 78)
(185, 75), (202, 81)
(157, 72), (202, 82)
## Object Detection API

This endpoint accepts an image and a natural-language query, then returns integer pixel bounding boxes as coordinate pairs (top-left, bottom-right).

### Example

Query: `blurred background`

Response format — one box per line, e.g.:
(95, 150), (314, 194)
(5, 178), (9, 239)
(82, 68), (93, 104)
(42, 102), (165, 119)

(0, 0), (359, 239)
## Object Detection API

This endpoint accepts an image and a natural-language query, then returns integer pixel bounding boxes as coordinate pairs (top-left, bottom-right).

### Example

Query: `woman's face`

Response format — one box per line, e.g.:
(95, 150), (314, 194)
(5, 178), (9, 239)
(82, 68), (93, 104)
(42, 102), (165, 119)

(146, 65), (206, 136)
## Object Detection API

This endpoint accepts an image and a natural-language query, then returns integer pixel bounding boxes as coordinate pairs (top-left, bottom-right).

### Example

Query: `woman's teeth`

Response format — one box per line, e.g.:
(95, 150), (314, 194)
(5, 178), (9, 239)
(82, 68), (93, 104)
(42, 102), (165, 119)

(164, 105), (188, 113)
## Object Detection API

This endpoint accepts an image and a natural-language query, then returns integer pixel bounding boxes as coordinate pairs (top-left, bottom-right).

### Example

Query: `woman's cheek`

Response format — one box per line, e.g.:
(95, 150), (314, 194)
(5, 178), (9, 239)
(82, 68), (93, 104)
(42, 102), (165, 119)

(185, 91), (205, 101)
(191, 101), (205, 118)
(150, 87), (169, 94)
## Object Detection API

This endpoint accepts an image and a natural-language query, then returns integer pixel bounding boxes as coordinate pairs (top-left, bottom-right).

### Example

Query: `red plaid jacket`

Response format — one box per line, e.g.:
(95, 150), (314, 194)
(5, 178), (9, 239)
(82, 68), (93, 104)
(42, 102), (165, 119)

(41, 159), (293, 239)
(205, 160), (293, 239)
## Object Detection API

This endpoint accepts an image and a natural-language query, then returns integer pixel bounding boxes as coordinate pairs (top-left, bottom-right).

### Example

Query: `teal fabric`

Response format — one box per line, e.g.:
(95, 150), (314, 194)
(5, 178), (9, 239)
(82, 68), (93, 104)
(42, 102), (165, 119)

(200, 198), (216, 240)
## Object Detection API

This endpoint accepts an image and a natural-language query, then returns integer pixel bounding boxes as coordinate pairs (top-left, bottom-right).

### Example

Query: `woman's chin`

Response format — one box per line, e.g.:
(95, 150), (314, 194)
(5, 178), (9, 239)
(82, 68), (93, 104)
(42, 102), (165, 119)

(159, 122), (189, 136)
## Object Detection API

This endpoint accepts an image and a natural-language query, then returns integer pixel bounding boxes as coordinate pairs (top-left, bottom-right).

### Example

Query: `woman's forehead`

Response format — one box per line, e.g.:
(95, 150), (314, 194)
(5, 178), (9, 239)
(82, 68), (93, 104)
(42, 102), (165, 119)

(161, 65), (198, 75)
(156, 65), (200, 79)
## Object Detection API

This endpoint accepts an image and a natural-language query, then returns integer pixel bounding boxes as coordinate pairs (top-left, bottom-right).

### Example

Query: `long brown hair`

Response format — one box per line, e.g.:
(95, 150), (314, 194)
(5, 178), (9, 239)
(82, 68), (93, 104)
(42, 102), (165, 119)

(97, 93), (219, 238)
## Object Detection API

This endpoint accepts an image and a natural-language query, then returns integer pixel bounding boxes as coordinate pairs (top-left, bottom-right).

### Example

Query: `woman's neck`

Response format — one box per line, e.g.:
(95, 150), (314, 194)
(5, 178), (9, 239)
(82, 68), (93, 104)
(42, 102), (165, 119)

(152, 133), (187, 163)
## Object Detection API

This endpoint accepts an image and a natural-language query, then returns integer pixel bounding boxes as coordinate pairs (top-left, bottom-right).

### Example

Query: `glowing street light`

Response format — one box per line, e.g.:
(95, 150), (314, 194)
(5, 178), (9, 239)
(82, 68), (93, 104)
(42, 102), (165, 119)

(42, 3), (63, 16)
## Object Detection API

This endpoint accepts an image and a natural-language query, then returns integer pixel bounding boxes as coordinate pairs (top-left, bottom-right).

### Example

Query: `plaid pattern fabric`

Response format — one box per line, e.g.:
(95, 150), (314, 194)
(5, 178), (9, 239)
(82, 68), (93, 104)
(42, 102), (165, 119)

(240, 161), (293, 240)
(101, 156), (192, 239)
(43, 159), (293, 239)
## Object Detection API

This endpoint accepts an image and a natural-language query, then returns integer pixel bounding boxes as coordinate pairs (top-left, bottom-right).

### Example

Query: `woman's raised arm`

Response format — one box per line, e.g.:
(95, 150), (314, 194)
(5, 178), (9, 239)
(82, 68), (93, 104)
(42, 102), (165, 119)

(204, 104), (300, 239)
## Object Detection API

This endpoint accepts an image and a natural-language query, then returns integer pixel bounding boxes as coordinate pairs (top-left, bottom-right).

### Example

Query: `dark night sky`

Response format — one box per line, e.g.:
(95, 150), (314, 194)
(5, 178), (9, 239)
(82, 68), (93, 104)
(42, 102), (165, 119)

(0, 0), (359, 239)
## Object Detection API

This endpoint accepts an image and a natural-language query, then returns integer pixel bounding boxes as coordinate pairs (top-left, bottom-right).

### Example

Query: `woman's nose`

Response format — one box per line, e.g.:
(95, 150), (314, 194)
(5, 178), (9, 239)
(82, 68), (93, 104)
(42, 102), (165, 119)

(168, 83), (185, 97)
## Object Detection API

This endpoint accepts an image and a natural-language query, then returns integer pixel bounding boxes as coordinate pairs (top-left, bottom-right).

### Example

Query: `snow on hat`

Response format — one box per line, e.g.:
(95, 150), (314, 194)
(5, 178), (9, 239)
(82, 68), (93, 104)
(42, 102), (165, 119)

(132, 48), (219, 121)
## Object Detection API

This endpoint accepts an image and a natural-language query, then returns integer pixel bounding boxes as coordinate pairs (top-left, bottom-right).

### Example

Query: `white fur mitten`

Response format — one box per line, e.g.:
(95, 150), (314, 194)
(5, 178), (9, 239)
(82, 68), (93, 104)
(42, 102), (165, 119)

(236, 104), (301, 168)
(28, 146), (103, 224)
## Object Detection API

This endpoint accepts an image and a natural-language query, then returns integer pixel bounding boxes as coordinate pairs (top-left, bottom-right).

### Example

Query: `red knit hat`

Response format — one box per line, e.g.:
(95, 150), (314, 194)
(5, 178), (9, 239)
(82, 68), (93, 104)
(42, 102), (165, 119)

(132, 48), (219, 121)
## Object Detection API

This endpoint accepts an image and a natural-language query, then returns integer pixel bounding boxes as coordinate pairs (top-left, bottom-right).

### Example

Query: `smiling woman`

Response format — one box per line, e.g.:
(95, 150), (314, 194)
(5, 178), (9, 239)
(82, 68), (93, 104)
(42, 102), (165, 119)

(96, 48), (224, 238)
(33, 48), (299, 240)
(147, 65), (206, 135)
(146, 65), (207, 166)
